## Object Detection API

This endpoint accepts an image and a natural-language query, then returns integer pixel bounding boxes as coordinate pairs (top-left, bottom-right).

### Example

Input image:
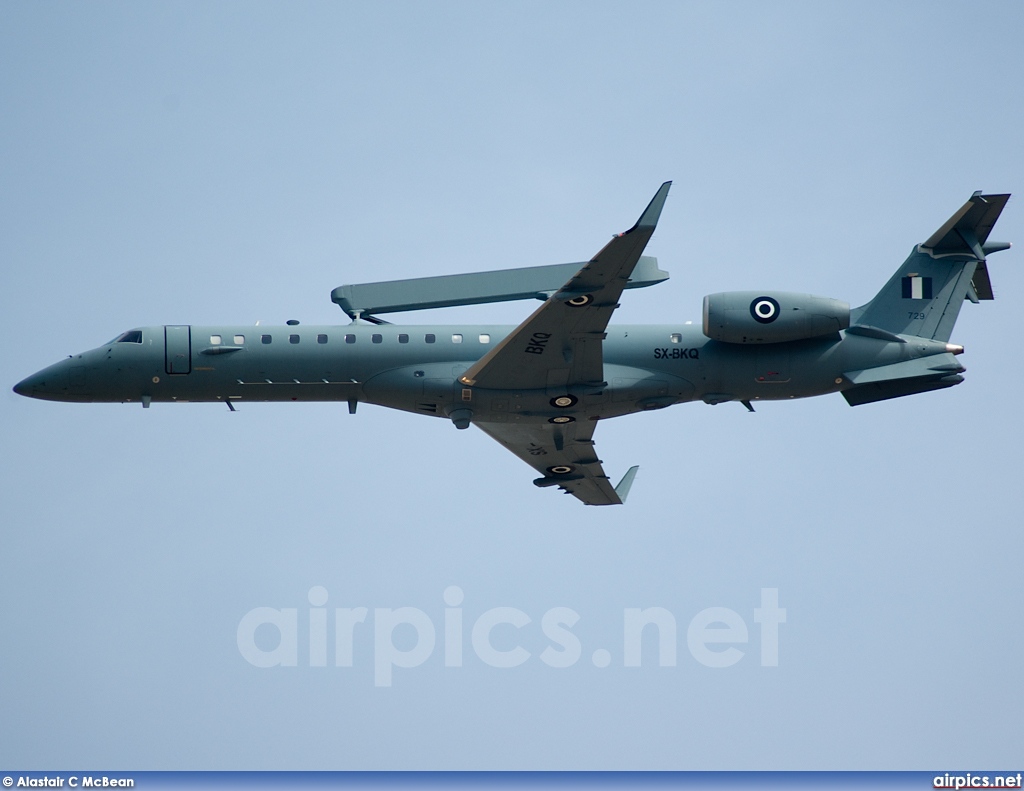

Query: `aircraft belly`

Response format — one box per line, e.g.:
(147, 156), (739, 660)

(603, 366), (694, 412)
(363, 364), (460, 417)
(745, 337), (847, 400)
(736, 338), (841, 400)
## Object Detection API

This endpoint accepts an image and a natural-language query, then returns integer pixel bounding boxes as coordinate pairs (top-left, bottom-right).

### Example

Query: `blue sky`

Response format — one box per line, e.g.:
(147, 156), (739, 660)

(2, 1), (1022, 770)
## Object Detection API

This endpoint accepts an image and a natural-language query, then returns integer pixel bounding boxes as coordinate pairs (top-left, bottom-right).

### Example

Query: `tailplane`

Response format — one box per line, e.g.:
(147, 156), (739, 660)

(851, 192), (1011, 341)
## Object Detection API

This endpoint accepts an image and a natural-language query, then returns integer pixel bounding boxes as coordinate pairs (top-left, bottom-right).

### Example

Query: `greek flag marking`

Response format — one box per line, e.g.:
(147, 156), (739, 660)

(902, 275), (932, 300)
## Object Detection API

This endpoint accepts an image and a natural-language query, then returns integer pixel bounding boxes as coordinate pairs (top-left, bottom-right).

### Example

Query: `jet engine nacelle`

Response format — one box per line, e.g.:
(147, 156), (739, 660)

(702, 291), (850, 344)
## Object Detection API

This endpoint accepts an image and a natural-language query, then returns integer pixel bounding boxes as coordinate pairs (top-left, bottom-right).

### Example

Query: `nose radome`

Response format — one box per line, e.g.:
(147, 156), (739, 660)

(13, 376), (33, 397)
(13, 370), (53, 399)
(13, 358), (94, 402)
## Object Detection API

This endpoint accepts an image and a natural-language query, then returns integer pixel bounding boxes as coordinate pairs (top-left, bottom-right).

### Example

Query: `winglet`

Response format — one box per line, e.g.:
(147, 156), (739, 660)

(628, 182), (672, 233)
(614, 465), (640, 503)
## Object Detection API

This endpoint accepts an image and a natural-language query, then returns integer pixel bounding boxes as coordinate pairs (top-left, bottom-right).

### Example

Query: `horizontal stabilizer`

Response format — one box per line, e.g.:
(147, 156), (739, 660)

(922, 192), (1010, 258)
(844, 353), (964, 386)
(842, 353), (965, 406)
(332, 256), (668, 319)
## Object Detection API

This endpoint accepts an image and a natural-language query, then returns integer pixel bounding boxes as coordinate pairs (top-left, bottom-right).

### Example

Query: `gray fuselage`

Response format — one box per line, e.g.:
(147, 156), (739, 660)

(15, 322), (952, 424)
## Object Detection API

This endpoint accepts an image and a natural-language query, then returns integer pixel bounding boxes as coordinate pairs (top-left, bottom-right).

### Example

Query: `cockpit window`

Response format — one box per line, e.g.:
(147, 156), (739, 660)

(114, 330), (143, 344)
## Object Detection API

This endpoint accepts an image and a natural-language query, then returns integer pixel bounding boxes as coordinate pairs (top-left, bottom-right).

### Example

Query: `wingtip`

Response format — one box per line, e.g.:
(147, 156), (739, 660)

(630, 182), (672, 232)
(614, 465), (640, 503)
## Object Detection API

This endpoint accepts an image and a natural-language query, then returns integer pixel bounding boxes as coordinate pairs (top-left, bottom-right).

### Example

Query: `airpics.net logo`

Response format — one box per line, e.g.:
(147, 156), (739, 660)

(236, 586), (786, 687)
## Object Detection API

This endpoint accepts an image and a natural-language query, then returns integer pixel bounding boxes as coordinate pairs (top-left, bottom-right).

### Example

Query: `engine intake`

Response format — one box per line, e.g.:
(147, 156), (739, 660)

(703, 291), (850, 344)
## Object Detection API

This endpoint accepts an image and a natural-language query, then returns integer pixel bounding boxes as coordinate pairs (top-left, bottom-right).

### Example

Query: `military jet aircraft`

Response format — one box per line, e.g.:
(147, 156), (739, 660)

(13, 184), (1011, 505)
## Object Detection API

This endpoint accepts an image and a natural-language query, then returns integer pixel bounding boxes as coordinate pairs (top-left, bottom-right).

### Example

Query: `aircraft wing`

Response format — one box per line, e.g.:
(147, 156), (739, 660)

(459, 182), (671, 391)
(461, 183), (669, 505)
(474, 418), (638, 506)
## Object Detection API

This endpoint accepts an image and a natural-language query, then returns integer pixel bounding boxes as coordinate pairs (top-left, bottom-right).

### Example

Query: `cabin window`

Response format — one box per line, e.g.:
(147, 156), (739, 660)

(317, 334), (328, 344)
(345, 334), (356, 344)
(372, 334), (383, 344)
(289, 334), (300, 344)
(670, 333), (682, 344)
(234, 335), (245, 345)
(115, 331), (142, 343)
(398, 334), (409, 344)
(479, 334), (490, 344)
(425, 334), (436, 343)
(452, 333), (463, 344)
(261, 334), (272, 344)
(210, 335), (222, 345)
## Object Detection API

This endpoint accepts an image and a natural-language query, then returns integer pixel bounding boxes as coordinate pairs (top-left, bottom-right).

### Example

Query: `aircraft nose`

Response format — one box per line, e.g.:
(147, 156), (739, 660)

(13, 358), (95, 402)
(13, 375), (35, 397)
(13, 367), (64, 400)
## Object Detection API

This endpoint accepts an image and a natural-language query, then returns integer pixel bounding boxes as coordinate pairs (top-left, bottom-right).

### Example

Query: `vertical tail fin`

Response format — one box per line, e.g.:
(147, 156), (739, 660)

(852, 192), (1011, 341)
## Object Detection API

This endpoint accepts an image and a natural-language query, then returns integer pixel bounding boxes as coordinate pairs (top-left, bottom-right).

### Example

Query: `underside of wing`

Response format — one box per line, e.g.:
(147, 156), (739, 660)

(475, 419), (635, 506)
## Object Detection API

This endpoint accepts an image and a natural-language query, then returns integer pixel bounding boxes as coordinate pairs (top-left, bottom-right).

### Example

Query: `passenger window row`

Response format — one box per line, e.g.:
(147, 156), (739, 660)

(253, 333), (492, 345)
